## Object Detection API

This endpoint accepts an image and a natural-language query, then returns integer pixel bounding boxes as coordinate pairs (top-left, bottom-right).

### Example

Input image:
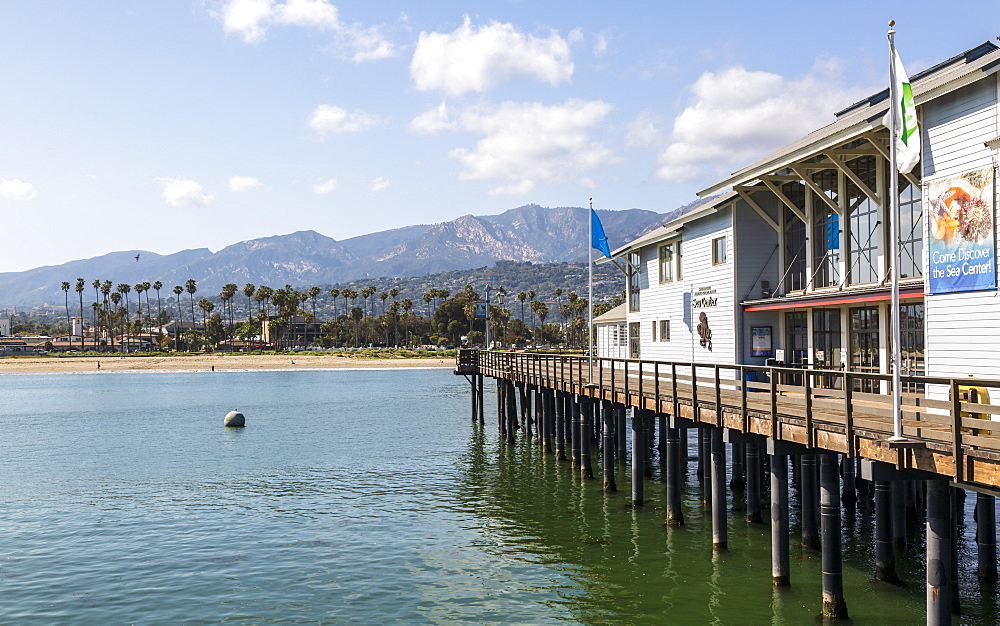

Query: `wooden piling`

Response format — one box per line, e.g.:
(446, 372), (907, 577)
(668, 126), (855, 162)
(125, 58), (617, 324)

(632, 410), (645, 507)
(891, 480), (907, 548)
(505, 381), (517, 446)
(571, 396), (581, 470)
(841, 455), (857, 506)
(976, 493), (998, 581)
(665, 425), (684, 525)
(602, 400), (616, 492)
(800, 454), (820, 549)
(555, 391), (566, 461)
(580, 397), (594, 479)
(926, 478), (953, 624)
(710, 427), (727, 550)
(699, 428), (712, 508)
(770, 453), (790, 586)
(730, 442), (745, 491)
(820, 453), (848, 619)
(745, 439), (763, 524)
(874, 480), (900, 583)
(616, 405), (627, 463)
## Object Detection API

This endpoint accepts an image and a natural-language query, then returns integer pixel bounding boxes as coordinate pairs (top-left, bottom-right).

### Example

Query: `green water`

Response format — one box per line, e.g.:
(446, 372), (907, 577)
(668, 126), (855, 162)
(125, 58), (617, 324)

(0, 368), (995, 622)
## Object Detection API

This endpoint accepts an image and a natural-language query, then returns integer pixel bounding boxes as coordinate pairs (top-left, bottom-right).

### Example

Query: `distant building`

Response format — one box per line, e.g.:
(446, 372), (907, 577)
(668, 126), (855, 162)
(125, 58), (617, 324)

(0, 316), (10, 337)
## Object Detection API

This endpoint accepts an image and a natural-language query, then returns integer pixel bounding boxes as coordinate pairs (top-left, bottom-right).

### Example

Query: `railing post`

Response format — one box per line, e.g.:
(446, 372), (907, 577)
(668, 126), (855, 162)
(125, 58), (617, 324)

(671, 362), (679, 419)
(714, 364), (722, 427)
(844, 372), (854, 457)
(770, 368), (778, 440)
(655, 362), (660, 413)
(805, 369), (813, 448)
(638, 361), (644, 409)
(741, 366), (748, 433)
(691, 363), (699, 423)
(951, 379), (964, 483)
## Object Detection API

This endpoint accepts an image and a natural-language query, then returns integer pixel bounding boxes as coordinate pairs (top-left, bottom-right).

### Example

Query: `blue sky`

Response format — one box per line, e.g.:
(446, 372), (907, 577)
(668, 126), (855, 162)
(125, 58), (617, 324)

(0, 1), (996, 272)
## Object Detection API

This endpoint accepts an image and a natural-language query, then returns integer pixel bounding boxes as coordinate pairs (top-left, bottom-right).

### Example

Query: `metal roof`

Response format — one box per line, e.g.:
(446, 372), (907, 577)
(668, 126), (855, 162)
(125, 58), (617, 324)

(593, 302), (627, 324)
(698, 41), (1000, 197)
(608, 191), (737, 257)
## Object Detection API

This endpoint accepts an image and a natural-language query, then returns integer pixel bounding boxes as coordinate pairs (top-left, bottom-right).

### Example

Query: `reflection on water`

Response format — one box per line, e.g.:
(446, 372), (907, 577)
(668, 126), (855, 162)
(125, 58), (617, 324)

(0, 370), (995, 622)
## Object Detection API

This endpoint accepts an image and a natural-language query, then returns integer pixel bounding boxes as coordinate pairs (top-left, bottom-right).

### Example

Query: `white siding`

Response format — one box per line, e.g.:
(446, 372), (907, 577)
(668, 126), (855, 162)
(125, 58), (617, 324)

(922, 77), (996, 180)
(924, 74), (1000, 379)
(629, 206), (736, 364)
(733, 195), (781, 364)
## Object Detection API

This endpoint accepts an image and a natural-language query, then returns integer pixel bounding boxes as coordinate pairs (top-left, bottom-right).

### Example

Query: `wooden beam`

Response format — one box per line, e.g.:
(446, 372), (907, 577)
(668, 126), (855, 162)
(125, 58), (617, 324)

(827, 156), (881, 206)
(735, 189), (780, 232)
(790, 165), (842, 216)
(862, 132), (921, 189)
(760, 179), (807, 223)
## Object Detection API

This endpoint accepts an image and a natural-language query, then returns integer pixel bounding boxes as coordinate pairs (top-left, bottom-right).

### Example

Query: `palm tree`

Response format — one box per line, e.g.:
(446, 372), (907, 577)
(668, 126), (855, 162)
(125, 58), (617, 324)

(172, 285), (184, 349)
(401, 298), (413, 345)
(329, 288), (340, 318)
(243, 283), (256, 341)
(110, 292), (122, 350)
(184, 279), (197, 340)
(133, 282), (146, 336)
(517, 291), (527, 324)
(422, 292), (432, 316)
(152, 281), (163, 335)
(60, 281), (71, 342)
(101, 281), (113, 350)
(116, 284), (132, 349)
(198, 298), (214, 350)
(379, 291), (388, 316)
(308, 286), (321, 320)
(75, 278), (86, 351)
(362, 286), (376, 318)
(92, 279), (102, 342)
(350, 307), (363, 347)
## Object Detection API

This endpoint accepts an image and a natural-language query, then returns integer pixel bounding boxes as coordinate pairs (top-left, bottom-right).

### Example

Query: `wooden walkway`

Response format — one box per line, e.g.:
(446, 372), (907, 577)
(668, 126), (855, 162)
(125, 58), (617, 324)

(457, 349), (1000, 491)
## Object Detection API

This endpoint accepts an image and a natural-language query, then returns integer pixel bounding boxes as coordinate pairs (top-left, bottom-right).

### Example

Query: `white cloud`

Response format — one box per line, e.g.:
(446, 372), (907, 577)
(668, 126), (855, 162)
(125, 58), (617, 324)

(216, 0), (394, 61)
(625, 110), (665, 148)
(656, 60), (866, 183)
(307, 104), (382, 134)
(312, 178), (338, 193)
(229, 176), (261, 192)
(410, 17), (573, 96)
(411, 99), (617, 195)
(0, 178), (36, 200)
(370, 176), (390, 192)
(157, 178), (214, 207)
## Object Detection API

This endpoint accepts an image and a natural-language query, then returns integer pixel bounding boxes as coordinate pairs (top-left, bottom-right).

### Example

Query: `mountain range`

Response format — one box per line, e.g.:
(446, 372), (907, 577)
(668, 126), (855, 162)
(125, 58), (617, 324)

(0, 201), (711, 308)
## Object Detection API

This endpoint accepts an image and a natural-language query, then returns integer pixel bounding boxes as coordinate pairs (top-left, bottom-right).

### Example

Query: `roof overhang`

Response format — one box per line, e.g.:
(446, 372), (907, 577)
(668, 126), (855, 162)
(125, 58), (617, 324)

(986, 136), (1000, 151)
(743, 286), (924, 312)
(605, 190), (737, 260)
(699, 42), (1000, 198)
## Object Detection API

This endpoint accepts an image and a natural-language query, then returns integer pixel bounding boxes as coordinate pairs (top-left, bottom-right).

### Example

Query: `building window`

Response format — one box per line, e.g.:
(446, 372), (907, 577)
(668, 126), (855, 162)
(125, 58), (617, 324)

(897, 174), (923, 279)
(659, 242), (675, 283)
(617, 324), (627, 347)
(811, 170), (840, 289)
(659, 319), (670, 342)
(782, 181), (807, 292)
(712, 236), (727, 265)
(651, 321), (657, 342)
(847, 156), (880, 285)
(627, 252), (641, 312)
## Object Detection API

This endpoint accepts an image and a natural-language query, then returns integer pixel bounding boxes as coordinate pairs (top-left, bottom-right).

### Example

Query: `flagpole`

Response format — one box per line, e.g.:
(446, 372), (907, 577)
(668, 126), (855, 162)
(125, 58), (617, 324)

(888, 21), (904, 442)
(588, 199), (595, 386)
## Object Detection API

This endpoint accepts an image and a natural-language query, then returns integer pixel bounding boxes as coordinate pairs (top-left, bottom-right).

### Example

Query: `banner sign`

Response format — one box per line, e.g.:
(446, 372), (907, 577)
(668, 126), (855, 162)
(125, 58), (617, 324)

(927, 167), (996, 294)
(475, 302), (487, 319)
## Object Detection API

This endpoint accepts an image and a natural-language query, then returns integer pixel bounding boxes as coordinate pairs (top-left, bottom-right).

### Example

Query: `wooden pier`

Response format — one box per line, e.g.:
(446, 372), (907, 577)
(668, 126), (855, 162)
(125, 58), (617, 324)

(456, 348), (1000, 623)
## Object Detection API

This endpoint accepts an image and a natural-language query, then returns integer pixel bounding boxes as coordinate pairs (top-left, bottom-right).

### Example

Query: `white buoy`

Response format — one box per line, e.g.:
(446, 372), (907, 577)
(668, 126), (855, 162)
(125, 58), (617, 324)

(224, 410), (245, 427)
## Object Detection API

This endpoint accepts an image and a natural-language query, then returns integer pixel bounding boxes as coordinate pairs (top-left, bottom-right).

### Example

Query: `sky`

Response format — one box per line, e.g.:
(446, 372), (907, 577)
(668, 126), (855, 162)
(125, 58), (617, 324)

(1, 1), (997, 273)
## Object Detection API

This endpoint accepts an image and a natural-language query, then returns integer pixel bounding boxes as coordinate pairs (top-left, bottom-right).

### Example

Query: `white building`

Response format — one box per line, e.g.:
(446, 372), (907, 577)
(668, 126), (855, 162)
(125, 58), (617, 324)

(599, 40), (1000, 386)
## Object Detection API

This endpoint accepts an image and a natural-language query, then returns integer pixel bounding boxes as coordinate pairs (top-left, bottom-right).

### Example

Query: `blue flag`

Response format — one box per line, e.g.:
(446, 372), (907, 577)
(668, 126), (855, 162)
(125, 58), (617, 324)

(591, 209), (612, 259)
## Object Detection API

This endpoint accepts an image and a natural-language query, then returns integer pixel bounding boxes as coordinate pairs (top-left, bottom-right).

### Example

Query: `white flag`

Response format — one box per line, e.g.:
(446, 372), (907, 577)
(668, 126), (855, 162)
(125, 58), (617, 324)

(888, 47), (920, 173)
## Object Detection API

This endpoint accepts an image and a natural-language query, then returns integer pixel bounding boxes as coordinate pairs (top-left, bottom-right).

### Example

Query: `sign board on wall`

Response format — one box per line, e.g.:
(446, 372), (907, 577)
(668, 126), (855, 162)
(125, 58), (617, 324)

(750, 326), (772, 357)
(927, 167), (996, 294)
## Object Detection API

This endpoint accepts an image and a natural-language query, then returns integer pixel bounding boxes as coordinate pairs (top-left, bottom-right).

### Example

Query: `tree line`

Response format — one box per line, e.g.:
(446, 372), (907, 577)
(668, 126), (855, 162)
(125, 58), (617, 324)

(49, 277), (622, 352)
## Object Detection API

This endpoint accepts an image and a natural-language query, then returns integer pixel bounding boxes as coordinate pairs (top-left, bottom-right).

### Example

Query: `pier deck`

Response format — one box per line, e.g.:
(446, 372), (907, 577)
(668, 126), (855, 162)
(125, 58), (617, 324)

(457, 349), (1000, 491)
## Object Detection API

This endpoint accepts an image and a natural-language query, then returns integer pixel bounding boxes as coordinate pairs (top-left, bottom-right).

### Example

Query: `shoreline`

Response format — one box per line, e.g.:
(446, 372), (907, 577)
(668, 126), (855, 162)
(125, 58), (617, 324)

(0, 353), (454, 374)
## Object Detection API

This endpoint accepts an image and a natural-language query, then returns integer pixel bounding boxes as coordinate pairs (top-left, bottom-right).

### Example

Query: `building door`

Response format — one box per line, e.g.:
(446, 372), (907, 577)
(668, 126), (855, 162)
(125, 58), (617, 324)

(813, 309), (842, 388)
(899, 302), (925, 392)
(628, 322), (640, 359)
(784, 311), (808, 386)
(849, 306), (880, 393)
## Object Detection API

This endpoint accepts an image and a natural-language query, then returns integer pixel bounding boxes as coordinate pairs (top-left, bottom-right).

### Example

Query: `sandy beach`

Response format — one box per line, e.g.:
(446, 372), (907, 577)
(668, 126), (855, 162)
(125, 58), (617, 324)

(0, 353), (455, 373)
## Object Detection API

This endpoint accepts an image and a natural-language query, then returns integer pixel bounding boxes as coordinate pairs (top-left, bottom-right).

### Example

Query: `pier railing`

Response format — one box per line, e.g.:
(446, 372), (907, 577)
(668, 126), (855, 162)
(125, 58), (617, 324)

(458, 349), (1000, 490)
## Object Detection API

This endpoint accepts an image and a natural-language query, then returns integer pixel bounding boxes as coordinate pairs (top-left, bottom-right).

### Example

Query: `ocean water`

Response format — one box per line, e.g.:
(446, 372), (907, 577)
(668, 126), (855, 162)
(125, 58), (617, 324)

(0, 368), (994, 623)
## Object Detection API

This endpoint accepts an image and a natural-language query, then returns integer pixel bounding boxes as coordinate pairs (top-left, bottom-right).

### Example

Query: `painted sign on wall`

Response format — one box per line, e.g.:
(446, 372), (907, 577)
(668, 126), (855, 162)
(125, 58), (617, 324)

(927, 167), (996, 294)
